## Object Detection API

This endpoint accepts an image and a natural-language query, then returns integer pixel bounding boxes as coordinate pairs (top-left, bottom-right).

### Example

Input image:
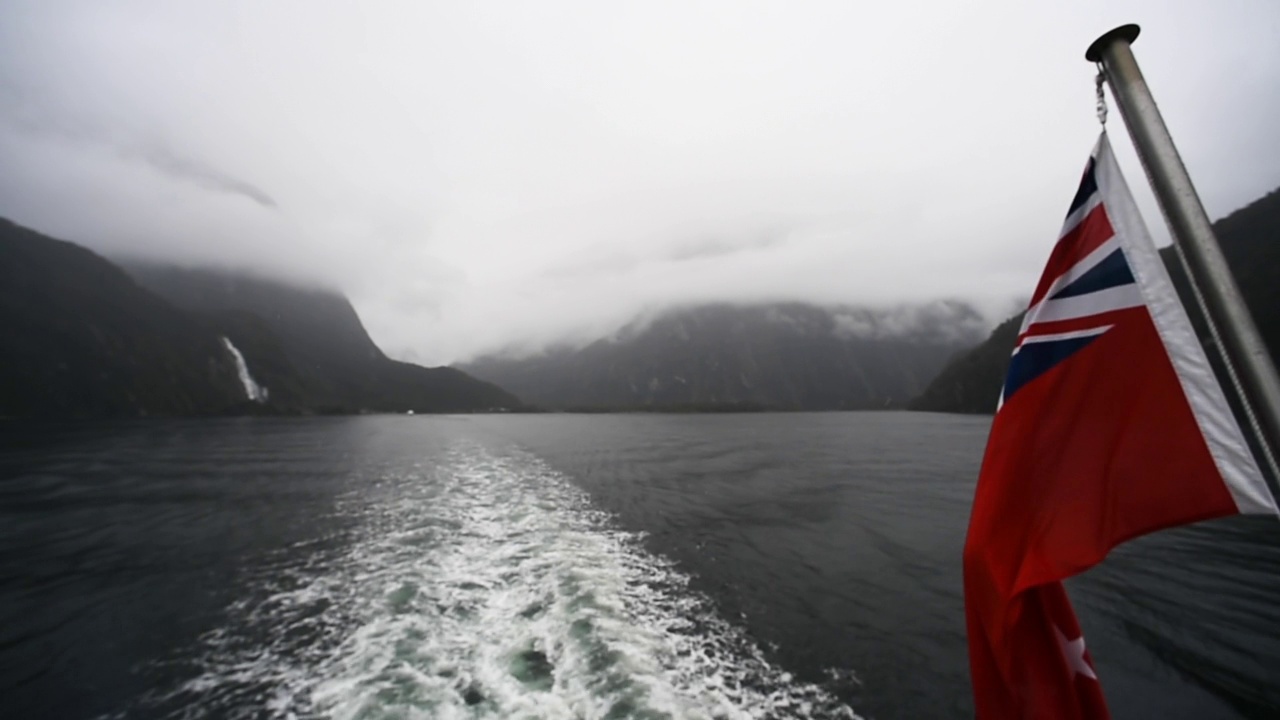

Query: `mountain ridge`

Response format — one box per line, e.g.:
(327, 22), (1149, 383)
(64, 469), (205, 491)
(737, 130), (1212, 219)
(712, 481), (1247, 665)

(461, 300), (986, 411)
(0, 217), (522, 417)
(123, 262), (524, 414)
(1, 218), (247, 416)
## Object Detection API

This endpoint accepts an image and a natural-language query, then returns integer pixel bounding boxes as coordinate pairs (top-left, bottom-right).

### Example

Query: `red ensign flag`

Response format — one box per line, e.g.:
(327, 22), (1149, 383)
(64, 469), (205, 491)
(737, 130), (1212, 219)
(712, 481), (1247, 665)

(963, 133), (1278, 719)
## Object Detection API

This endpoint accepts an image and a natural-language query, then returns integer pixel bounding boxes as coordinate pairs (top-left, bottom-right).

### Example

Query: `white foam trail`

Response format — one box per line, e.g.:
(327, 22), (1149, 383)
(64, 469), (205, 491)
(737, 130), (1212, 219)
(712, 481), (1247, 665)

(220, 337), (268, 403)
(145, 442), (859, 719)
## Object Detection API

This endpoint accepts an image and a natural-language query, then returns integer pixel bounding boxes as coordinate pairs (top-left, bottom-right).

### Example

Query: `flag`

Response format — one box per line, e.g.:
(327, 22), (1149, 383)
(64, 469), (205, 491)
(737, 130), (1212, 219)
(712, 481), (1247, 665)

(963, 132), (1278, 719)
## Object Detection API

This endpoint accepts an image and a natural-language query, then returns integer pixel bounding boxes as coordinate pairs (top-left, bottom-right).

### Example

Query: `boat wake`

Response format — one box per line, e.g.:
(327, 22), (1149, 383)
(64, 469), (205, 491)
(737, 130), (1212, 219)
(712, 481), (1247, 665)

(129, 442), (858, 719)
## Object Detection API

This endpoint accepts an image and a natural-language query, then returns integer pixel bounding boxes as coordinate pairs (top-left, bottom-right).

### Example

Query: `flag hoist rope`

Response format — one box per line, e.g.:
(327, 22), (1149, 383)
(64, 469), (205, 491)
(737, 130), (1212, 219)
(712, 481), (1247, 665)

(1094, 66), (1108, 127)
(1087, 24), (1280, 503)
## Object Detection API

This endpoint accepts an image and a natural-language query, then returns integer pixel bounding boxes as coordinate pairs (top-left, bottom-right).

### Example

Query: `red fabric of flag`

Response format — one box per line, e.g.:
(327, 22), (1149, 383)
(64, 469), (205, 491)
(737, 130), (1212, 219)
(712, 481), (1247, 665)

(963, 134), (1276, 719)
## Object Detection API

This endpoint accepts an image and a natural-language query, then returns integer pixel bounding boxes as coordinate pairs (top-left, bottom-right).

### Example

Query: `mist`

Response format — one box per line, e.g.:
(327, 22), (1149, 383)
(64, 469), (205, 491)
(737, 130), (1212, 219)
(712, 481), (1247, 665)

(2, 0), (1279, 364)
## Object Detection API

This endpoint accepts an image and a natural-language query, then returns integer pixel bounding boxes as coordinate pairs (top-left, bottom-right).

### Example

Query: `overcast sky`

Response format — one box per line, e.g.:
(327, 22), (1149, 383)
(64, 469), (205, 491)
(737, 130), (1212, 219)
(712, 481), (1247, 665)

(2, 1), (1278, 364)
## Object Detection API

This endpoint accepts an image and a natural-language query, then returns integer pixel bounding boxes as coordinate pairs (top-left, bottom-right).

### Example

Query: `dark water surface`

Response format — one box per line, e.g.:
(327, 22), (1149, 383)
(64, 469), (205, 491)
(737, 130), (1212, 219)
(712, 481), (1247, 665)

(2, 413), (1278, 719)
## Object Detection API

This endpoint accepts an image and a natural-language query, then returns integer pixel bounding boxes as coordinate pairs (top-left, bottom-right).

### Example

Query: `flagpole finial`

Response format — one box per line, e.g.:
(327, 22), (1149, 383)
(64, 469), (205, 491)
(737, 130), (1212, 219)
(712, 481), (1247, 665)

(1085, 24), (1140, 62)
(1086, 20), (1280, 495)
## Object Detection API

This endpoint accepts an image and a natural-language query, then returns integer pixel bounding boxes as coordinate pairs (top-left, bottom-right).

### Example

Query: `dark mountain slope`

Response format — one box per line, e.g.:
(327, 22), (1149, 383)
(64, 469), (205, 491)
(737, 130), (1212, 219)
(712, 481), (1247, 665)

(907, 315), (1022, 414)
(910, 187), (1280, 414)
(122, 265), (385, 377)
(1203, 189), (1280, 351)
(462, 301), (986, 411)
(124, 263), (521, 413)
(0, 219), (245, 416)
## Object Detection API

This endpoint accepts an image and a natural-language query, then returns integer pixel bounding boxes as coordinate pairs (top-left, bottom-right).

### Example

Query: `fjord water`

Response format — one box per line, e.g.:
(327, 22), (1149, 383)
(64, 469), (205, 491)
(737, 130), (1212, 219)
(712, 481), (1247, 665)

(2, 415), (1278, 719)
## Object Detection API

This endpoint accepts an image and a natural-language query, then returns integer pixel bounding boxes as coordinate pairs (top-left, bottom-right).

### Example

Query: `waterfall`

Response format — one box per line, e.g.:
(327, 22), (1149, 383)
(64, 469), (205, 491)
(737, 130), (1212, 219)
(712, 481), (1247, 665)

(220, 337), (269, 403)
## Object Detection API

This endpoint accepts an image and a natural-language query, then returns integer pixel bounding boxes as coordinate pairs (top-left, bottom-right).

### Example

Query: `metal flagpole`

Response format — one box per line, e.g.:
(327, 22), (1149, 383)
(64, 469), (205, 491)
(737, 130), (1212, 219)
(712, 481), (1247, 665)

(1086, 24), (1280, 483)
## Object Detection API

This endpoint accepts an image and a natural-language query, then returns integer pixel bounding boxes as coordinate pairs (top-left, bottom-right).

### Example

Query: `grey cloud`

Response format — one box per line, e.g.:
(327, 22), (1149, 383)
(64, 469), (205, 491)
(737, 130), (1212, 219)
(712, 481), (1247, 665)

(543, 227), (789, 280)
(665, 230), (789, 262)
(125, 143), (276, 209)
(2, 1), (1279, 365)
(540, 250), (640, 280)
(0, 85), (275, 209)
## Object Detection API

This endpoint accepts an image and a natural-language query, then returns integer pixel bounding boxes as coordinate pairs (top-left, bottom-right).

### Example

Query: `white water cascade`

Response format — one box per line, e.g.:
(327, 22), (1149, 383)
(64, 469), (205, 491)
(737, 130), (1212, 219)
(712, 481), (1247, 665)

(220, 337), (269, 403)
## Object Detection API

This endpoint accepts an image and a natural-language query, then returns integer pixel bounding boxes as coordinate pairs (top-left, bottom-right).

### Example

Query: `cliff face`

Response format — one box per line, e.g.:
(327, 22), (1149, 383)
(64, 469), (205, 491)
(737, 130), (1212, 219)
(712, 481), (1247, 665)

(124, 263), (524, 414)
(462, 301), (986, 411)
(0, 217), (521, 417)
(907, 315), (1022, 415)
(0, 218), (245, 416)
(910, 188), (1280, 414)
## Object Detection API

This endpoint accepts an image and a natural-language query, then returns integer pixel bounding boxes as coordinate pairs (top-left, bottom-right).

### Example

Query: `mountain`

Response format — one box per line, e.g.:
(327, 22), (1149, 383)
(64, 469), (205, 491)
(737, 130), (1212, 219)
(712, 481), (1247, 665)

(122, 263), (522, 414)
(460, 301), (987, 411)
(0, 218), (247, 416)
(0, 217), (521, 417)
(910, 187), (1280, 414)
